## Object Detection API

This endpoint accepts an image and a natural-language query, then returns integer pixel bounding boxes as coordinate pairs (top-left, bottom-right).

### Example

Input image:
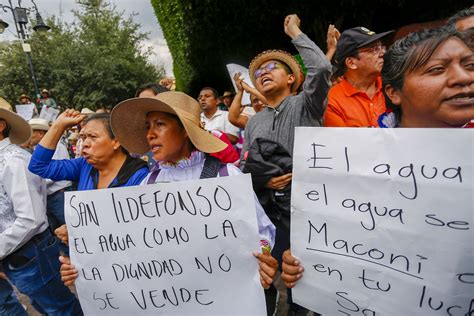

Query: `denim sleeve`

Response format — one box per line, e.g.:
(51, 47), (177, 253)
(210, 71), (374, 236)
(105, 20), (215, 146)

(28, 144), (83, 182)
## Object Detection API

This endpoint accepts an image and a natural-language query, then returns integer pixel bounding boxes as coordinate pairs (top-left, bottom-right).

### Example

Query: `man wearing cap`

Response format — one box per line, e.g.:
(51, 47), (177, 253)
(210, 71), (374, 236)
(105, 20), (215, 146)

(199, 86), (240, 144)
(29, 118), (72, 233)
(243, 14), (332, 315)
(0, 108), (82, 314)
(324, 26), (392, 127)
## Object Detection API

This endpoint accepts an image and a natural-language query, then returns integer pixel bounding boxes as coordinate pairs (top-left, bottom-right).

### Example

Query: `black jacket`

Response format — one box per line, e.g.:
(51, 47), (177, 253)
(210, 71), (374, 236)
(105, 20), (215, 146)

(243, 138), (292, 223)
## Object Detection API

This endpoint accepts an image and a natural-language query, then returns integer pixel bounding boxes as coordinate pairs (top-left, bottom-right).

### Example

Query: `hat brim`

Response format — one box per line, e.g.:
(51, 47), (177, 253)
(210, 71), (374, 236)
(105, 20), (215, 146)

(30, 124), (49, 131)
(357, 30), (394, 49)
(249, 50), (304, 93)
(0, 108), (32, 144)
(111, 97), (227, 155)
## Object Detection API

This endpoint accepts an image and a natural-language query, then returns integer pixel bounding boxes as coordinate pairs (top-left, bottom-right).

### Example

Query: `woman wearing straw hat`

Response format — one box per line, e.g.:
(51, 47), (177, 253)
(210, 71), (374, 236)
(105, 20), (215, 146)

(59, 91), (278, 293)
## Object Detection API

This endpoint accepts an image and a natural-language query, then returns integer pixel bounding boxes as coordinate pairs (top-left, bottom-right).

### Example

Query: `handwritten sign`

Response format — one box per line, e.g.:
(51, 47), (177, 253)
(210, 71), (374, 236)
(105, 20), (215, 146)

(291, 127), (473, 315)
(226, 63), (254, 106)
(15, 104), (35, 120)
(64, 174), (266, 315)
(39, 105), (60, 123)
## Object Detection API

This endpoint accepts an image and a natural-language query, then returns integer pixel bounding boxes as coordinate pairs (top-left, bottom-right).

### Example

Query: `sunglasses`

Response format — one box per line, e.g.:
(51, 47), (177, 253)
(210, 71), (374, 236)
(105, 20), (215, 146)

(254, 62), (288, 79)
(359, 44), (386, 54)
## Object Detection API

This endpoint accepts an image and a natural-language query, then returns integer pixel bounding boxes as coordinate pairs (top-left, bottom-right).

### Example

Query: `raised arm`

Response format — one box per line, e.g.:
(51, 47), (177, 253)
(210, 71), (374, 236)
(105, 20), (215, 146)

(40, 109), (84, 150)
(286, 15), (332, 119)
(228, 72), (250, 129)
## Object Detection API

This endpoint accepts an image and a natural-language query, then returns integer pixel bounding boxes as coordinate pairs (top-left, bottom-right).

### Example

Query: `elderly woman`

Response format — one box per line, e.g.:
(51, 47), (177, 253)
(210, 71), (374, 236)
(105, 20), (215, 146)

(281, 26), (474, 289)
(59, 92), (278, 292)
(29, 112), (149, 243)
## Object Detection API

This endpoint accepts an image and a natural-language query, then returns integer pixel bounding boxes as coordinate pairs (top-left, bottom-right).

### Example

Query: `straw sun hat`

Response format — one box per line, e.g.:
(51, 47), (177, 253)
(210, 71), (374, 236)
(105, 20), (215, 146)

(0, 108), (32, 144)
(111, 91), (226, 155)
(249, 49), (304, 93)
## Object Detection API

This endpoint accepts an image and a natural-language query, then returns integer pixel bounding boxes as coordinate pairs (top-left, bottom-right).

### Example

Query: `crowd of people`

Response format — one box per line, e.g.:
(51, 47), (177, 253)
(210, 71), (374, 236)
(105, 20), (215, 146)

(0, 6), (473, 316)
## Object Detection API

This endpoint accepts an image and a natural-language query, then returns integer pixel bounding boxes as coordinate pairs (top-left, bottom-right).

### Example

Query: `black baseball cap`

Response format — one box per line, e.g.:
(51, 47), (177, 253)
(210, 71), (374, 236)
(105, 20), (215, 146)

(335, 27), (393, 66)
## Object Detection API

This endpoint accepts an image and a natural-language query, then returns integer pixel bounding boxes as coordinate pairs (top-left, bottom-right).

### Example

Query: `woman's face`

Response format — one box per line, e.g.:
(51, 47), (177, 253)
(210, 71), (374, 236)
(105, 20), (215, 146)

(391, 38), (474, 127)
(81, 120), (120, 167)
(146, 112), (191, 162)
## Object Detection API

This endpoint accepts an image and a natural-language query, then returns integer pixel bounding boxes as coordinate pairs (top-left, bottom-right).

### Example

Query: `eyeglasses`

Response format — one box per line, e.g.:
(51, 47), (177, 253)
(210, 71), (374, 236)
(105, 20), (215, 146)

(254, 62), (286, 79)
(359, 44), (386, 54)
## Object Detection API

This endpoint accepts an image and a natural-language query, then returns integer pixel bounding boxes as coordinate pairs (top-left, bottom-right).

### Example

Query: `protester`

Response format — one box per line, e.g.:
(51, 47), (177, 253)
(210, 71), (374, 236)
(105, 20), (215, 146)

(28, 112), (149, 246)
(59, 91), (278, 293)
(228, 72), (267, 128)
(281, 26), (474, 296)
(447, 6), (474, 31)
(18, 93), (39, 117)
(243, 13), (331, 315)
(325, 24), (341, 61)
(28, 118), (72, 233)
(324, 26), (393, 127)
(136, 82), (239, 165)
(0, 107), (82, 315)
(221, 90), (235, 109)
(135, 82), (168, 97)
(199, 86), (240, 144)
(39, 89), (57, 109)
(381, 27), (474, 128)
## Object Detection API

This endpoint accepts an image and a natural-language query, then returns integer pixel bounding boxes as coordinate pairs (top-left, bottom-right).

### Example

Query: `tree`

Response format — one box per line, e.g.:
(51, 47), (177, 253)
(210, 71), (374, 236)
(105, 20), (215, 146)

(0, 0), (164, 110)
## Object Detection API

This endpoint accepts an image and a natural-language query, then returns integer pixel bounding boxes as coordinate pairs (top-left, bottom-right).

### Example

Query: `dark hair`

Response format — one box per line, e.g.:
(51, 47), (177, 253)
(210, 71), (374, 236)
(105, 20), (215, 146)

(447, 6), (474, 28)
(200, 87), (219, 99)
(333, 51), (360, 77)
(83, 113), (115, 139)
(0, 119), (11, 138)
(135, 82), (168, 97)
(382, 26), (468, 123)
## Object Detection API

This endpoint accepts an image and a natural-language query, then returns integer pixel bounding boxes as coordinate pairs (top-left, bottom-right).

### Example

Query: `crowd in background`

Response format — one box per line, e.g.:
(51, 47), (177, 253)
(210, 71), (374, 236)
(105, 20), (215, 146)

(0, 6), (473, 316)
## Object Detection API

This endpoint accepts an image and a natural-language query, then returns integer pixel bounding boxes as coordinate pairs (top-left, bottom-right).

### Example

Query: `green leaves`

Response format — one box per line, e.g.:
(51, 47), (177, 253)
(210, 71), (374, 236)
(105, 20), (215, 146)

(0, 1), (164, 110)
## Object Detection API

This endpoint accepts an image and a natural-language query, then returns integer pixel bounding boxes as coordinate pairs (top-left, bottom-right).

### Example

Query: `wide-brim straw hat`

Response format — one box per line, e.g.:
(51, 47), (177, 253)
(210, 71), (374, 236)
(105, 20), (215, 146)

(249, 49), (304, 93)
(29, 117), (50, 131)
(0, 97), (13, 111)
(111, 91), (227, 155)
(0, 108), (32, 144)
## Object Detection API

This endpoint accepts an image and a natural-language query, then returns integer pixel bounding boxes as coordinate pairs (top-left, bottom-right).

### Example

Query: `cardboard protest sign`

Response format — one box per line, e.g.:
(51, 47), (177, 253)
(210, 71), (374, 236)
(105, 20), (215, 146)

(226, 63), (253, 106)
(65, 174), (266, 315)
(15, 104), (35, 120)
(39, 105), (60, 123)
(291, 127), (473, 315)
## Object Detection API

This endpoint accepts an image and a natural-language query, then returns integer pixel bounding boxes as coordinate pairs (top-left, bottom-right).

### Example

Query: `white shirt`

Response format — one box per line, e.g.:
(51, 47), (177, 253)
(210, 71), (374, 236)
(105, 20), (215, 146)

(46, 139), (72, 195)
(201, 109), (240, 137)
(0, 138), (48, 259)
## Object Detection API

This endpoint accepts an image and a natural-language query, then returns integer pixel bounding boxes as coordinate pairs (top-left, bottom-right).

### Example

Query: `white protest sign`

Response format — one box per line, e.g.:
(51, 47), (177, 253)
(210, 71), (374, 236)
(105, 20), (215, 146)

(65, 174), (266, 315)
(39, 105), (60, 123)
(226, 63), (253, 106)
(291, 127), (473, 315)
(15, 104), (35, 120)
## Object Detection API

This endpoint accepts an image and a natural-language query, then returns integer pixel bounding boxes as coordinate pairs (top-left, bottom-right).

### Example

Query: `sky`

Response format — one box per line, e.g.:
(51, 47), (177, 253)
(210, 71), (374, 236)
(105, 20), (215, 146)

(0, 0), (174, 76)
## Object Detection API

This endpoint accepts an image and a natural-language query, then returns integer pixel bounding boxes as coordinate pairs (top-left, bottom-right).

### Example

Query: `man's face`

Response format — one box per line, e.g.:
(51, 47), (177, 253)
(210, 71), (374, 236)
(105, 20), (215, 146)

(20, 97), (28, 104)
(254, 60), (294, 95)
(198, 89), (218, 112)
(30, 129), (46, 146)
(350, 41), (386, 77)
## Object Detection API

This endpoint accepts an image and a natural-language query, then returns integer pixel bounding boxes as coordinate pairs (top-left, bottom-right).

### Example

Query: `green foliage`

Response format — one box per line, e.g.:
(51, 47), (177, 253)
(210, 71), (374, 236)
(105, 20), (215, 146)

(0, 1), (164, 110)
(151, 0), (471, 96)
